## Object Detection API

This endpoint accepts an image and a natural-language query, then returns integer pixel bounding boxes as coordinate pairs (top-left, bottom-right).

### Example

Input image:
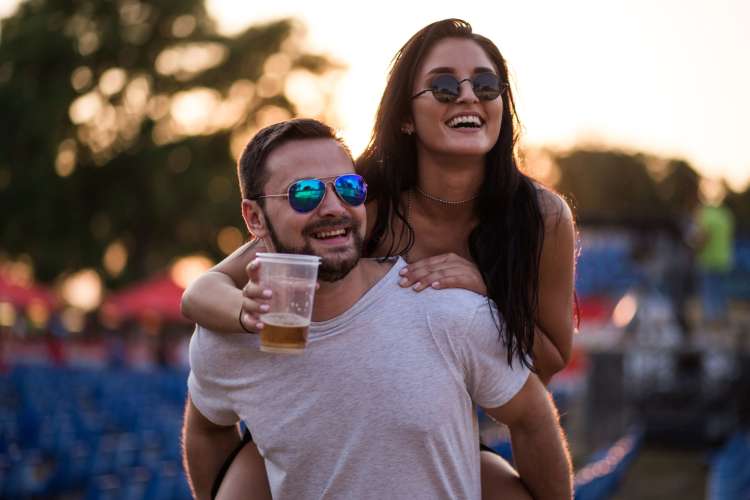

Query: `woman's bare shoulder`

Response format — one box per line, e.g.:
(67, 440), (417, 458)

(534, 184), (574, 229)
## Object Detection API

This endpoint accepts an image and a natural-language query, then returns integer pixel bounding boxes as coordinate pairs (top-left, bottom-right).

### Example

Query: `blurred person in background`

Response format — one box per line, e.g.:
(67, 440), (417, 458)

(181, 18), (577, 499)
(693, 180), (735, 329)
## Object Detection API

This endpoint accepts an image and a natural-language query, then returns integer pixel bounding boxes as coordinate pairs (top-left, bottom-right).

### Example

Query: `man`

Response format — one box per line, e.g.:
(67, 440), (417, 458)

(182, 118), (572, 499)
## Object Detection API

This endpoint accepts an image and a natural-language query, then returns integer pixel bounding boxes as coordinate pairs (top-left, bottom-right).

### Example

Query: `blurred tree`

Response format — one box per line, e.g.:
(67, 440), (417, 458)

(554, 150), (667, 224)
(0, 0), (342, 285)
(551, 149), (702, 228)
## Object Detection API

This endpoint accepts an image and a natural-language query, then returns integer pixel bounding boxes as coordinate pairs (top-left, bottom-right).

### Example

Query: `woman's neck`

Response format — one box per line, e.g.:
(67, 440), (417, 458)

(414, 150), (484, 216)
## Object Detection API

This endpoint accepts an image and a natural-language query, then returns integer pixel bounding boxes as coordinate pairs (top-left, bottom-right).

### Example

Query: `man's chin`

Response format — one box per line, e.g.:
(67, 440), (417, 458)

(309, 238), (357, 258)
(319, 264), (356, 282)
(317, 249), (360, 283)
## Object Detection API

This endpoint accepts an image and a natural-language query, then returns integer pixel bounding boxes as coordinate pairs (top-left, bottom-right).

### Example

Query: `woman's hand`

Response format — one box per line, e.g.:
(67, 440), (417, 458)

(399, 253), (487, 296)
(238, 259), (272, 334)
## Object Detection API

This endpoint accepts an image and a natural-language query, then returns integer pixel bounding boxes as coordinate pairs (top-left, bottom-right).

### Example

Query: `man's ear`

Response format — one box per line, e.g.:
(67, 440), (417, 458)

(242, 199), (268, 239)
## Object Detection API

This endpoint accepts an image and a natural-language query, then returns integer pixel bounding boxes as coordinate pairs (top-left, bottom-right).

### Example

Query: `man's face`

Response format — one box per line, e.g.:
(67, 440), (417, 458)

(245, 138), (366, 282)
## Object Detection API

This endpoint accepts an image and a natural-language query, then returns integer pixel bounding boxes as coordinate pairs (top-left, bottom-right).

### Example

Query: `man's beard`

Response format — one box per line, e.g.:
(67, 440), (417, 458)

(264, 213), (363, 282)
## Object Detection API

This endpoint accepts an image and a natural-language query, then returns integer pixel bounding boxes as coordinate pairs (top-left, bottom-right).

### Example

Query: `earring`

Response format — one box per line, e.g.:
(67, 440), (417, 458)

(401, 123), (414, 135)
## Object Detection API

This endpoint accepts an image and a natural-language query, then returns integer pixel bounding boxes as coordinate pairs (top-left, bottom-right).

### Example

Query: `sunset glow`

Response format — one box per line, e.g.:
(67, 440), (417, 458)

(204, 0), (750, 191)
(1, 0), (748, 189)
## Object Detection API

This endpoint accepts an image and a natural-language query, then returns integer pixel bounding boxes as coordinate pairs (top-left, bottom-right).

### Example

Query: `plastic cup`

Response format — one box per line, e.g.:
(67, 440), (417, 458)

(255, 253), (321, 354)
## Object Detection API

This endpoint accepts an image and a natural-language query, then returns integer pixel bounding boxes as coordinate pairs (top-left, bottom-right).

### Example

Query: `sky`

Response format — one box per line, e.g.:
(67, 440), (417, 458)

(2, 0), (749, 190)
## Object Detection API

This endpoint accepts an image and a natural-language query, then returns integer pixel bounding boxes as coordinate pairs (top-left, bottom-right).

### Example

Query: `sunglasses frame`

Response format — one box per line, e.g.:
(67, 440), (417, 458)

(253, 173), (368, 213)
(412, 73), (508, 103)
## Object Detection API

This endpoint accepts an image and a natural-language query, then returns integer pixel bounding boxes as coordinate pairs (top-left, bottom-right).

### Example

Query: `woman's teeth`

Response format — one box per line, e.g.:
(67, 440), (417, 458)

(446, 115), (482, 128)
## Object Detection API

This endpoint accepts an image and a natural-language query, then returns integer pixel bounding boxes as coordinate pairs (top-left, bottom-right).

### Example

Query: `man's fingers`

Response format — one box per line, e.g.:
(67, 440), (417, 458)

(242, 297), (269, 314)
(246, 259), (261, 283)
(243, 282), (272, 300)
(239, 311), (263, 334)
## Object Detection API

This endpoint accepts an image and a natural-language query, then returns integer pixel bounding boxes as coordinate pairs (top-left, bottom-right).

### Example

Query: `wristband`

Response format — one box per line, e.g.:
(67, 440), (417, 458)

(239, 307), (253, 333)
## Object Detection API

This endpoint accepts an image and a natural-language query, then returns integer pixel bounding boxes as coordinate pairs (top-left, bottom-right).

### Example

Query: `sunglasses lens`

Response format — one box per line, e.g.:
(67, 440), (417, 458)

(430, 74), (461, 103)
(472, 73), (502, 101)
(427, 74), (503, 102)
(335, 174), (367, 206)
(289, 179), (325, 212)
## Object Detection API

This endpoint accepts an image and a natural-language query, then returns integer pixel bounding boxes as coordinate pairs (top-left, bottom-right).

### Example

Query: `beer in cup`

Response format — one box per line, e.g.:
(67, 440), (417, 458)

(255, 253), (320, 354)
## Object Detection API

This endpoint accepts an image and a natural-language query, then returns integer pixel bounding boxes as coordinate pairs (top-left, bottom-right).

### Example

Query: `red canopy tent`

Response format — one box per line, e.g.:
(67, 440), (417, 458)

(103, 274), (187, 323)
(0, 274), (58, 309)
(577, 296), (615, 325)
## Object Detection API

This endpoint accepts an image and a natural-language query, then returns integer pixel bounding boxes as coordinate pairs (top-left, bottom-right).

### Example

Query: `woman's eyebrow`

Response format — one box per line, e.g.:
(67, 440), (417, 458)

(425, 66), (497, 76)
(425, 66), (455, 76)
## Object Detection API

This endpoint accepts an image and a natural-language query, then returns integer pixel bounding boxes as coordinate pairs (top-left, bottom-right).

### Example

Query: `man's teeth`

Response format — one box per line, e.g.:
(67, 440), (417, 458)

(446, 115), (482, 128)
(313, 229), (347, 239)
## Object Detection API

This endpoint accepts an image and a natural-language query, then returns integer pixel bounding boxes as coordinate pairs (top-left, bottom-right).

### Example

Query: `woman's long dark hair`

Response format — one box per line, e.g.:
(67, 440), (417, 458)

(357, 19), (544, 369)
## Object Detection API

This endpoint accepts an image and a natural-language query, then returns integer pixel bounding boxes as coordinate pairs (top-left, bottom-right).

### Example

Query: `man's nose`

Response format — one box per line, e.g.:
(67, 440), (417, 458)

(316, 183), (347, 216)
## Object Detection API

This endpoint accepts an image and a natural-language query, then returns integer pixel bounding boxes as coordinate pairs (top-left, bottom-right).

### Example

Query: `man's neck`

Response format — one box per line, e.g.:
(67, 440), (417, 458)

(311, 259), (389, 322)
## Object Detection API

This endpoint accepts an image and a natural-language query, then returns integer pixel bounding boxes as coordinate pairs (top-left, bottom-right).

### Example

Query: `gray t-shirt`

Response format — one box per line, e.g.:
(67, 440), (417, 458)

(188, 257), (529, 500)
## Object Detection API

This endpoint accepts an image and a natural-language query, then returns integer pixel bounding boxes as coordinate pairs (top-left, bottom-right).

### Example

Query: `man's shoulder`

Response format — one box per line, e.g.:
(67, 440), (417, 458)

(414, 286), (492, 324)
(190, 325), (255, 363)
(366, 258), (493, 325)
(360, 256), (398, 280)
(420, 286), (487, 304)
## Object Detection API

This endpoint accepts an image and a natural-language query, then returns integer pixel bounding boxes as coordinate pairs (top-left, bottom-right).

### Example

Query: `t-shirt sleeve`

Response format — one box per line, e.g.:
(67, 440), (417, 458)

(187, 327), (240, 426)
(459, 302), (530, 409)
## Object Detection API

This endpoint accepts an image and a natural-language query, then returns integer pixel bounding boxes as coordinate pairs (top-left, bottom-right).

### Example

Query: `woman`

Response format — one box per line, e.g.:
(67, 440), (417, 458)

(182, 19), (576, 499)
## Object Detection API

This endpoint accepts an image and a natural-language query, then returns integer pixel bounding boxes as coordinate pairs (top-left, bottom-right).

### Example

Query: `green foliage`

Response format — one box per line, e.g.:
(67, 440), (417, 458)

(0, 0), (339, 285)
(552, 149), (702, 227)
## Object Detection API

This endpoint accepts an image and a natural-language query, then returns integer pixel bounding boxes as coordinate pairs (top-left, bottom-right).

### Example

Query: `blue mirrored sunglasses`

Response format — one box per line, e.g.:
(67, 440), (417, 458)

(253, 173), (368, 213)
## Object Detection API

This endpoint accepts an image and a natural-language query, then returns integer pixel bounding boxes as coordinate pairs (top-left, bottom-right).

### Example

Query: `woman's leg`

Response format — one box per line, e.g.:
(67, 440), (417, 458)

(480, 450), (533, 500)
(215, 441), (271, 500)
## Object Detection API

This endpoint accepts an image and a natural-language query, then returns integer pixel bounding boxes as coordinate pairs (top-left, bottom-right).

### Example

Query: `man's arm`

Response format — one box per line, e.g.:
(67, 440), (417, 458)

(483, 375), (573, 500)
(182, 397), (242, 500)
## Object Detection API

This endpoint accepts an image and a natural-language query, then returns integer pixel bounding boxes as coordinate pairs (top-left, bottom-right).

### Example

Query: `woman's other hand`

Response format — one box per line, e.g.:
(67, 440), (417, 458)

(399, 253), (487, 296)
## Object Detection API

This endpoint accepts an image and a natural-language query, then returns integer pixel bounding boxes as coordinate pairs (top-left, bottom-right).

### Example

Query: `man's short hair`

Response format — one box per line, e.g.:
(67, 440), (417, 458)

(237, 118), (352, 202)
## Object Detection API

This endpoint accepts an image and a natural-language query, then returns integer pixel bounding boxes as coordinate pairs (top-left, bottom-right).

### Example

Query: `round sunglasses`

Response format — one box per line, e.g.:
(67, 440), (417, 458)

(253, 173), (368, 213)
(412, 73), (507, 103)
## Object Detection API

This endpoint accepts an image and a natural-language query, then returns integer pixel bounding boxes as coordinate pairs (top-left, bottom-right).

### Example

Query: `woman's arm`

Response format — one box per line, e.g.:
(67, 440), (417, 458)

(533, 190), (577, 383)
(182, 199), (379, 333)
(398, 191), (576, 383)
(181, 239), (267, 332)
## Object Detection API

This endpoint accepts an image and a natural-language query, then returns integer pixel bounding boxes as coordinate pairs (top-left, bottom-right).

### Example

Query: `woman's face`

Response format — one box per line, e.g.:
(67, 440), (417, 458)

(410, 37), (503, 160)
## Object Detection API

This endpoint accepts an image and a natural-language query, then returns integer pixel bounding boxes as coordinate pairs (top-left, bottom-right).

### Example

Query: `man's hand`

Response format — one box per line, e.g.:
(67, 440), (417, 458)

(238, 259), (272, 334)
(483, 375), (573, 500)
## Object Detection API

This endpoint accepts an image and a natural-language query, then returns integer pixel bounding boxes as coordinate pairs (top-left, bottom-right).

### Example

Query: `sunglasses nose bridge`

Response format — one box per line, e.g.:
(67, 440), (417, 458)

(315, 180), (348, 214)
(455, 77), (480, 103)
